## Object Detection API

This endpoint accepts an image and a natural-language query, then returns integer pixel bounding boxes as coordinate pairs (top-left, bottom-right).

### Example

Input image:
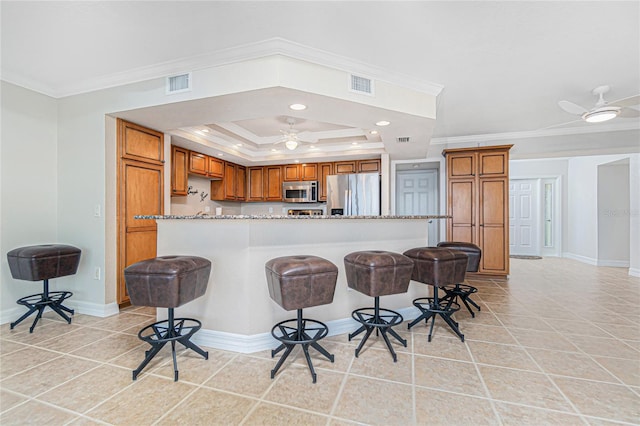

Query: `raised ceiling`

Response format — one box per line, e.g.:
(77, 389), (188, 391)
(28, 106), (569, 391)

(2, 1), (639, 164)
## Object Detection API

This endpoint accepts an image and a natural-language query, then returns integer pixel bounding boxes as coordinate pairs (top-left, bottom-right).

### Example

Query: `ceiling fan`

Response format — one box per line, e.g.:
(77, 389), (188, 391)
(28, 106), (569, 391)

(558, 85), (640, 124)
(274, 118), (316, 150)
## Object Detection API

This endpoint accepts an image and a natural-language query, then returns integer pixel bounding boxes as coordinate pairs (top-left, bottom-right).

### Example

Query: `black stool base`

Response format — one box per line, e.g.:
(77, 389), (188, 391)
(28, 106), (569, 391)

(349, 296), (406, 362)
(408, 296), (464, 342)
(442, 284), (480, 317)
(271, 309), (333, 383)
(132, 308), (207, 382)
(11, 278), (74, 333)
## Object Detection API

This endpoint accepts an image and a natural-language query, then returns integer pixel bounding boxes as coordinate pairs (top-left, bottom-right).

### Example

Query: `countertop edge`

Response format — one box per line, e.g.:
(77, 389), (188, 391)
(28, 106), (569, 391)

(136, 214), (450, 220)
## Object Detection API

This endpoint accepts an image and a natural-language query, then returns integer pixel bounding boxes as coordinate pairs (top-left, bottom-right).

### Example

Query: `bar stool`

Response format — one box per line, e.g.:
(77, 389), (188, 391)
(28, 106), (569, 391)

(265, 255), (338, 383)
(344, 250), (414, 362)
(124, 255), (211, 381)
(437, 242), (482, 317)
(403, 247), (468, 342)
(7, 244), (81, 333)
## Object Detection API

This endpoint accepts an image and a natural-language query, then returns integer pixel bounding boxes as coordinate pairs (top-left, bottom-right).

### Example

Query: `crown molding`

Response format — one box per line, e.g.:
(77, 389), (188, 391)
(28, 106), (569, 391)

(430, 121), (640, 145)
(3, 38), (443, 99)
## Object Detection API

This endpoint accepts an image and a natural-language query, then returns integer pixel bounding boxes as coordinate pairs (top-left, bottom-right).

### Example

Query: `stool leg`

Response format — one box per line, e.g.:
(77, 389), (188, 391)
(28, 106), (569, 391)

(301, 343), (317, 383)
(171, 340), (179, 382)
(29, 305), (46, 333)
(270, 344), (295, 379)
(10, 305), (38, 330)
(133, 340), (168, 380)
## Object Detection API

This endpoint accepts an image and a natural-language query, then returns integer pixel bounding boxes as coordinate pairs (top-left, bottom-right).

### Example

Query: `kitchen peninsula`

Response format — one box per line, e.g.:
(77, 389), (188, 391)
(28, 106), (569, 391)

(139, 214), (447, 352)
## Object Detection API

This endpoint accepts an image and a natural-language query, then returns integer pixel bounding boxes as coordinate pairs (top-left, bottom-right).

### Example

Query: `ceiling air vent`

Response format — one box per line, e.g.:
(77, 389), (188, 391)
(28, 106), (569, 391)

(166, 72), (192, 95)
(396, 137), (411, 143)
(349, 74), (374, 96)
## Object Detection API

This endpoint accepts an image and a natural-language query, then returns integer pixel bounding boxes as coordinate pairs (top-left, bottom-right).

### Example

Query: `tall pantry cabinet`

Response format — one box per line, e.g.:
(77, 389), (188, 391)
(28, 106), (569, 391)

(443, 145), (512, 276)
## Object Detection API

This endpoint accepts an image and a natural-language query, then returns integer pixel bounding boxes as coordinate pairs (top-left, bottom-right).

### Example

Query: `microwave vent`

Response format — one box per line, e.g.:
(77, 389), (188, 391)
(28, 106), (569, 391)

(349, 74), (374, 95)
(396, 137), (411, 143)
(166, 73), (192, 94)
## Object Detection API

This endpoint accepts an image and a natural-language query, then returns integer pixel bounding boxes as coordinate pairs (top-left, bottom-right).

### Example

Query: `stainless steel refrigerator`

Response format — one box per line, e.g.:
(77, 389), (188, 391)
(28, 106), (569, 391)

(326, 173), (380, 216)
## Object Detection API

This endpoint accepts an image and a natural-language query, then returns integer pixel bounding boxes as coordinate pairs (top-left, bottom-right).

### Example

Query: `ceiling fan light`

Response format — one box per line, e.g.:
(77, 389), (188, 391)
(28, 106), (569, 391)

(583, 108), (619, 123)
(285, 139), (298, 150)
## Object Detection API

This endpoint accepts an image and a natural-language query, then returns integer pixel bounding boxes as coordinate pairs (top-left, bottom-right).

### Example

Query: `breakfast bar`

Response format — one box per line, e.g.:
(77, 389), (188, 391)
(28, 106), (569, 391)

(141, 214), (447, 352)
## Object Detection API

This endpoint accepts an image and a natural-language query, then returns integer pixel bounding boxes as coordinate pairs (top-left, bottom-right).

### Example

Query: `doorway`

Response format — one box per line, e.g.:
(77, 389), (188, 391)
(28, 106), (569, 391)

(396, 168), (439, 246)
(509, 179), (540, 256)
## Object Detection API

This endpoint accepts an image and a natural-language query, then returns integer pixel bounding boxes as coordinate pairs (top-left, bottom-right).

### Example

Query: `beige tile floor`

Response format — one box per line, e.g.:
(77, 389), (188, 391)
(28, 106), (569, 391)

(1, 257), (639, 425)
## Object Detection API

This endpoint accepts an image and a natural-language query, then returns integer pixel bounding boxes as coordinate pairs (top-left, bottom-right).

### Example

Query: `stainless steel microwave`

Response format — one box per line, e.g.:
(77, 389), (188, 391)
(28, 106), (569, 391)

(282, 181), (318, 203)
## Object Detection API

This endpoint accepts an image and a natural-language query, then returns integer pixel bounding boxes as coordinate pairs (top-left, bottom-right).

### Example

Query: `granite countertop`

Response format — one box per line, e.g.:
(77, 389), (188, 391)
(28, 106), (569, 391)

(136, 214), (450, 220)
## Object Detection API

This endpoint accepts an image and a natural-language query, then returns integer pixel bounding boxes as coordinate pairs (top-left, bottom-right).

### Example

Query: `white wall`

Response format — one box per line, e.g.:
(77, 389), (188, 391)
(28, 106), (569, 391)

(565, 153), (639, 272)
(0, 82), (59, 320)
(630, 155), (640, 277)
(597, 161), (630, 266)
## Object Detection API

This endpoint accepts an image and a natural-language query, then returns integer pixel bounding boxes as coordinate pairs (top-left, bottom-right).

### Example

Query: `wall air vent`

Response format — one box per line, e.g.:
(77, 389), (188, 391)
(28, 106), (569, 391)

(349, 74), (374, 96)
(396, 137), (411, 143)
(166, 72), (192, 95)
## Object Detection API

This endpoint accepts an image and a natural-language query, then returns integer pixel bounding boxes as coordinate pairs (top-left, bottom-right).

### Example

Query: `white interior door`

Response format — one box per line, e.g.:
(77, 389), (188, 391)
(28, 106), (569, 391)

(509, 179), (540, 256)
(396, 170), (438, 246)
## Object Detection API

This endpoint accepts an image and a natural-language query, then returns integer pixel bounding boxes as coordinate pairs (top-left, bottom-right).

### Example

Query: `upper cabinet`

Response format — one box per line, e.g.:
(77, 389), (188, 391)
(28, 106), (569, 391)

(334, 160), (357, 174)
(188, 151), (224, 179)
(211, 162), (246, 201)
(318, 162), (334, 202)
(283, 163), (318, 181)
(119, 120), (164, 164)
(171, 145), (188, 197)
(357, 159), (381, 174)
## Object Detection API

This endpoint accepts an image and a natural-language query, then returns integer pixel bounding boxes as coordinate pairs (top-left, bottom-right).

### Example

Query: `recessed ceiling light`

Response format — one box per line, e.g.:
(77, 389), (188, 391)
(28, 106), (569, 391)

(376, 120), (390, 126)
(236, 143), (243, 147)
(218, 153), (224, 157)
(289, 103), (307, 111)
(309, 145), (316, 149)
(352, 142), (359, 145)
(271, 149), (277, 152)
(370, 130), (379, 135)
(294, 159), (300, 163)
(201, 128), (210, 133)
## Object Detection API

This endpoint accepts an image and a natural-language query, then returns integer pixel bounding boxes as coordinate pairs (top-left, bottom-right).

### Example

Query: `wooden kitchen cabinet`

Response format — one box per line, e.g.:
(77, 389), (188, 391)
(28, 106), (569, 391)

(247, 167), (265, 201)
(188, 151), (208, 176)
(211, 162), (246, 201)
(443, 145), (512, 276)
(282, 163), (318, 181)
(171, 145), (188, 196)
(334, 160), (357, 174)
(357, 159), (381, 173)
(264, 166), (282, 201)
(207, 156), (224, 178)
(318, 162), (333, 201)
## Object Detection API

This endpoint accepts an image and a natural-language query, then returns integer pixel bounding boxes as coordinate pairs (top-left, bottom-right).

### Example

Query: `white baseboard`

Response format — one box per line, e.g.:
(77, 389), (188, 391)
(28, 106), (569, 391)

(629, 268), (640, 278)
(562, 252), (598, 265)
(596, 259), (630, 268)
(67, 300), (120, 318)
(0, 301), (119, 325)
(192, 305), (423, 353)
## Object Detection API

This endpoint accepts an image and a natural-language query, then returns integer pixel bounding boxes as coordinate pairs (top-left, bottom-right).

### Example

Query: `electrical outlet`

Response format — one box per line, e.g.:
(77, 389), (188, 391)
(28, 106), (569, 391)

(94, 267), (101, 280)
(204, 206), (211, 213)
(268, 207), (273, 213)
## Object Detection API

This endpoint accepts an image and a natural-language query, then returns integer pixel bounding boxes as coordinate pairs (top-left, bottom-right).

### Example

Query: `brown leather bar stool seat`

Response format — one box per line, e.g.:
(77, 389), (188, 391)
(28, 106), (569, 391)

(7, 244), (81, 332)
(403, 247), (468, 342)
(265, 255), (338, 383)
(437, 242), (482, 317)
(124, 255), (211, 381)
(344, 250), (414, 361)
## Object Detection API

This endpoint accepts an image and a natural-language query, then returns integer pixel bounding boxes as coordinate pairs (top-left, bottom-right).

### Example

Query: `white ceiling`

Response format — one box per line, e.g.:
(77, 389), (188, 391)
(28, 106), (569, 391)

(2, 1), (639, 165)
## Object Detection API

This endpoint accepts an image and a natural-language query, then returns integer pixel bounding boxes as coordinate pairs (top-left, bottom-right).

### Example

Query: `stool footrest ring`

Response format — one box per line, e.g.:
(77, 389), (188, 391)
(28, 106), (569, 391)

(349, 304), (406, 362)
(408, 297), (465, 343)
(11, 291), (74, 333)
(441, 284), (481, 317)
(270, 312), (333, 383)
(133, 316), (208, 382)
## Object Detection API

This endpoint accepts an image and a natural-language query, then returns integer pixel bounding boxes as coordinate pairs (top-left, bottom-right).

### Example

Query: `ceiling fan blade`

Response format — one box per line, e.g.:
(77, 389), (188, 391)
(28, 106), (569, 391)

(618, 107), (640, 118)
(610, 94), (640, 108)
(539, 118), (583, 130)
(558, 100), (588, 115)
